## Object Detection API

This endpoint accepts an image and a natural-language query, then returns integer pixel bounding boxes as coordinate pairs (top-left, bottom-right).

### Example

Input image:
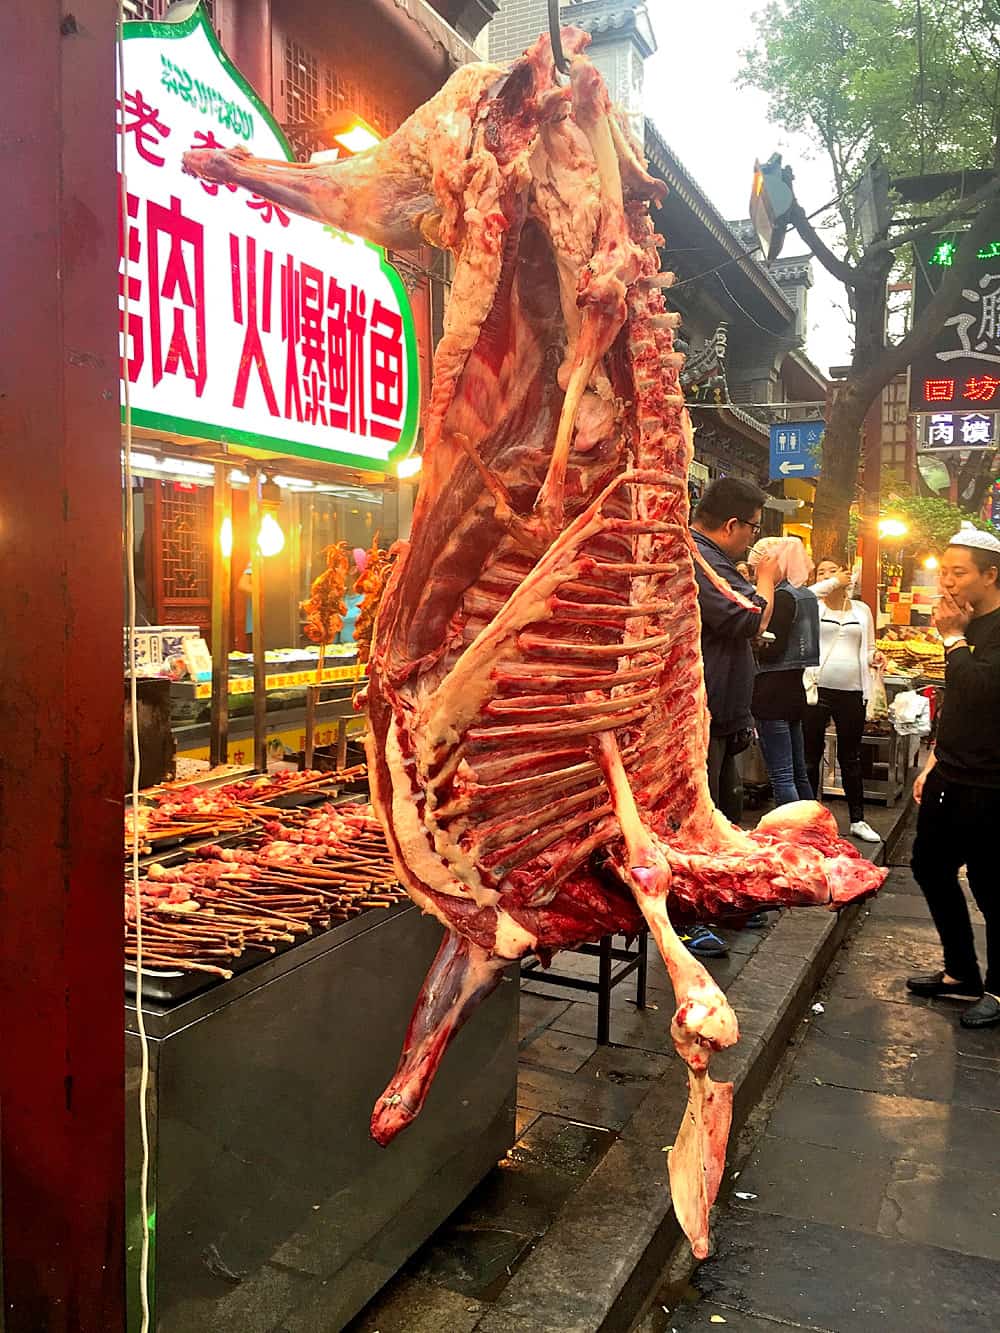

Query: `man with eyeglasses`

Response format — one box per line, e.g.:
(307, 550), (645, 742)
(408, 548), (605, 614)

(692, 477), (779, 803)
(683, 478), (778, 956)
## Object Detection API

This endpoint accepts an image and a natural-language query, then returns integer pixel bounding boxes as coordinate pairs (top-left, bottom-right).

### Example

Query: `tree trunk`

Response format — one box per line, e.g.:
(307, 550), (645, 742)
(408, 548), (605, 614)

(956, 448), (999, 512)
(810, 251), (893, 561)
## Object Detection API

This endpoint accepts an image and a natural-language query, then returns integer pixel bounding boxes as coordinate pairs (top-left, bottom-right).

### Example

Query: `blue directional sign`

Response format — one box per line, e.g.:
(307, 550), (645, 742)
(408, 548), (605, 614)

(769, 420), (824, 481)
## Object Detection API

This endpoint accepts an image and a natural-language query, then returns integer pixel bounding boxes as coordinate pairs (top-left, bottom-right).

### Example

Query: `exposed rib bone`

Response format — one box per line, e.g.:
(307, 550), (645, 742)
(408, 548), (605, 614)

(519, 630), (674, 659)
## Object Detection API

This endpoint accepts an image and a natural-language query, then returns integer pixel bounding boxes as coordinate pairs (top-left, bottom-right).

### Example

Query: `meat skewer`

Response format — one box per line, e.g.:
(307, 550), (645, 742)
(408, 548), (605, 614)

(125, 800), (407, 980)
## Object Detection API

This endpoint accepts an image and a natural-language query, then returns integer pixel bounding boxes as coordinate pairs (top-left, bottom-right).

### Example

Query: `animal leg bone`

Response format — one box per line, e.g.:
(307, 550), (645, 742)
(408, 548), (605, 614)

(597, 733), (737, 1259)
(370, 931), (506, 1146)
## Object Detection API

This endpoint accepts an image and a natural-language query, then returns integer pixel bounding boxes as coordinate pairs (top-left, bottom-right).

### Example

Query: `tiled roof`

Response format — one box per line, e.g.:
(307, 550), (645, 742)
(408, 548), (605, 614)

(562, 1), (657, 57)
(644, 120), (795, 319)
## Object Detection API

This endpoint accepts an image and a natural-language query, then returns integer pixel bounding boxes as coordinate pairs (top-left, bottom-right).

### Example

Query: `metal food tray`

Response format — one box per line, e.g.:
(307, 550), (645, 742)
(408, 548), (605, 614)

(125, 938), (296, 1005)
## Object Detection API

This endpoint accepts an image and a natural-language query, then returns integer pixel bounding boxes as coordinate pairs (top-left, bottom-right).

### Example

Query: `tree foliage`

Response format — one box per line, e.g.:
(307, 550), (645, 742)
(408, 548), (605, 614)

(847, 482), (995, 550)
(738, 1), (1000, 561)
(741, 0), (1000, 261)
(883, 491), (996, 548)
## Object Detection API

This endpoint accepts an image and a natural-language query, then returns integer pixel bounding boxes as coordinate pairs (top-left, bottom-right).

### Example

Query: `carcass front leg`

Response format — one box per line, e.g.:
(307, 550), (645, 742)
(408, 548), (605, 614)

(371, 931), (506, 1145)
(598, 734), (737, 1259)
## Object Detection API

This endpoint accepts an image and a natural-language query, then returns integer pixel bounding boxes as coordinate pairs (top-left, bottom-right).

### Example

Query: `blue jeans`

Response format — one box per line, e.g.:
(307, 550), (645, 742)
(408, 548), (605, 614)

(756, 718), (814, 806)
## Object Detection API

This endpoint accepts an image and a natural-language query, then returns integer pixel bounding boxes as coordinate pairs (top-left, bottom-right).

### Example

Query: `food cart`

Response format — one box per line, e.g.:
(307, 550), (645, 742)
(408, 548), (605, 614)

(118, 14), (517, 1330)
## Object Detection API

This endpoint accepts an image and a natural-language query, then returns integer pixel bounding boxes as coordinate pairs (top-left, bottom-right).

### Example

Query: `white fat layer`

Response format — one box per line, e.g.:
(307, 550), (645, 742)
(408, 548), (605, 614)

(493, 910), (538, 959)
(386, 720), (499, 910)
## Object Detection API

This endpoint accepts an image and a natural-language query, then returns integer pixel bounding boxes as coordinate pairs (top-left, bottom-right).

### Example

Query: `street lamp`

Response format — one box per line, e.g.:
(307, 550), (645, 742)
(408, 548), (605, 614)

(878, 516), (908, 540)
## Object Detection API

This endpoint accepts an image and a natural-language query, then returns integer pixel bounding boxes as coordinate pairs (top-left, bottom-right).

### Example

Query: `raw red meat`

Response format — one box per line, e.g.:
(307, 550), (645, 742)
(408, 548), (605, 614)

(184, 30), (884, 1257)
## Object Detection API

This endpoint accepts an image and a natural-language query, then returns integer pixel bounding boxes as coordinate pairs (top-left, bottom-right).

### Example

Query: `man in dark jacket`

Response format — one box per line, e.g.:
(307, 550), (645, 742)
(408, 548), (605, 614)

(692, 477), (778, 819)
(907, 527), (1000, 1028)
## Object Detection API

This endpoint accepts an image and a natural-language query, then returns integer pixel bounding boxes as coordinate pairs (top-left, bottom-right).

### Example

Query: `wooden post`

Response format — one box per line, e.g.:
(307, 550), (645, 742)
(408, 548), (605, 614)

(0, 2), (125, 1328)
(249, 470), (268, 772)
(304, 685), (319, 768)
(209, 468), (232, 766)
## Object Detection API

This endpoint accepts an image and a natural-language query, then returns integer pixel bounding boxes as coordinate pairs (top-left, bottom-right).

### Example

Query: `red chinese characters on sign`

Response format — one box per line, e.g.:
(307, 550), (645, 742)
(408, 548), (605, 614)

(369, 299), (404, 441)
(965, 375), (1000, 403)
(117, 88), (170, 167)
(923, 378), (955, 402)
(147, 196), (207, 395)
(276, 258), (405, 443)
(248, 195), (291, 227)
(230, 234), (280, 416)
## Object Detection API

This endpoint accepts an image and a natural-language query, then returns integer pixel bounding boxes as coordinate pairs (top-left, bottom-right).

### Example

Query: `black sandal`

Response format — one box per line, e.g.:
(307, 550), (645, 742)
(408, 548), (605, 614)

(906, 970), (983, 1001)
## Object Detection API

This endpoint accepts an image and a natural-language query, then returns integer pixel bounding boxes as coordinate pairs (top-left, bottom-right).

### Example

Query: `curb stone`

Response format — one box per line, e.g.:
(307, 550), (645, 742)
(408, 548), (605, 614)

(470, 803), (911, 1333)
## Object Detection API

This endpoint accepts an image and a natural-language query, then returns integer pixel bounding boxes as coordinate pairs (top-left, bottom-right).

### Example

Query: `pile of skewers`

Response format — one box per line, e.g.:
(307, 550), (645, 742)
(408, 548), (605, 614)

(125, 765), (368, 852)
(125, 801), (406, 980)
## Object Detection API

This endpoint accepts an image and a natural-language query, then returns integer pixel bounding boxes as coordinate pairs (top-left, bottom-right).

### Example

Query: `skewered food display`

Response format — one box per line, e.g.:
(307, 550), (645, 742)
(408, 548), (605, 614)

(301, 542), (350, 651)
(125, 802), (404, 980)
(125, 766), (367, 851)
(354, 535), (396, 666)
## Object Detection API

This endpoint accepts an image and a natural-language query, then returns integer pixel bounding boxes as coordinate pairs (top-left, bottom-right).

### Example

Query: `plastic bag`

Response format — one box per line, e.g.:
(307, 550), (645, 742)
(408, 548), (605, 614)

(889, 689), (931, 736)
(866, 666), (888, 721)
(803, 666), (820, 706)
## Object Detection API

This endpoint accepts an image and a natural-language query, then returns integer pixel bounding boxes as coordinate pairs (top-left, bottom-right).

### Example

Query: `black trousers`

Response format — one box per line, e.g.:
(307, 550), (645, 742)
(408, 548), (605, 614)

(803, 687), (866, 822)
(708, 731), (744, 824)
(911, 768), (1000, 994)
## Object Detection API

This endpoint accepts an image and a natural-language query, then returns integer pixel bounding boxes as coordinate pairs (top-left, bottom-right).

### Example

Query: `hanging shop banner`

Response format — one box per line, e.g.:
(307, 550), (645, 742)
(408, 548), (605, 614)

(909, 232), (1000, 413)
(118, 9), (419, 471)
(919, 410), (996, 452)
(768, 420), (823, 480)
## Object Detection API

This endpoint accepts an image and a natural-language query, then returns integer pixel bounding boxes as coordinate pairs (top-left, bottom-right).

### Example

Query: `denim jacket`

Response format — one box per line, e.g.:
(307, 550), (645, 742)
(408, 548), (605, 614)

(755, 582), (820, 674)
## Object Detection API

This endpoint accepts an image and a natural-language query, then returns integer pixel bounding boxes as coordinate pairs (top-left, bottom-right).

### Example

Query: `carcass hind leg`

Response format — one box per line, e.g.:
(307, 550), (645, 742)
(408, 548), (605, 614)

(371, 931), (506, 1146)
(598, 734), (737, 1259)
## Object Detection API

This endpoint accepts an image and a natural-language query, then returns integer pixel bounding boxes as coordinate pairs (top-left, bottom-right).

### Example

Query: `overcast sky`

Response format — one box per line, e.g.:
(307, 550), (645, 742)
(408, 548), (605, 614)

(641, 0), (853, 378)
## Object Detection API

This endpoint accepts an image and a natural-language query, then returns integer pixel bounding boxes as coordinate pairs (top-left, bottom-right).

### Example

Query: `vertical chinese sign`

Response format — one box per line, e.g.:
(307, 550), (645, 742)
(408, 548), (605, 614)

(118, 8), (419, 471)
(909, 232), (1000, 415)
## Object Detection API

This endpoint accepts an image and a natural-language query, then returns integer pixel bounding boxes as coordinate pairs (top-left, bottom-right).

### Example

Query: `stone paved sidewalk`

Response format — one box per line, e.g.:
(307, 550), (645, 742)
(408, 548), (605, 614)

(669, 822), (1000, 1332)
(346, 801), (902, 1333)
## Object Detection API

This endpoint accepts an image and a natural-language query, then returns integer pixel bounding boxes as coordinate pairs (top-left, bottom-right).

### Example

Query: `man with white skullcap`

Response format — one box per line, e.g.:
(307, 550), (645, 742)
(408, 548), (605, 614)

(907, 523), (1000, 1026)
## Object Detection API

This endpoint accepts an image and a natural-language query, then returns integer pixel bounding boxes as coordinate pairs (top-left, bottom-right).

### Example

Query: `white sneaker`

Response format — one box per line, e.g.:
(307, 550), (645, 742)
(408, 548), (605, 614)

(849, 820), (881, 843)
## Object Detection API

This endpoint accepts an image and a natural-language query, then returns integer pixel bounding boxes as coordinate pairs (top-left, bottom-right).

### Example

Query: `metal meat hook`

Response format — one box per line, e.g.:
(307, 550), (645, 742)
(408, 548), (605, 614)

(548, 0), (570, 77)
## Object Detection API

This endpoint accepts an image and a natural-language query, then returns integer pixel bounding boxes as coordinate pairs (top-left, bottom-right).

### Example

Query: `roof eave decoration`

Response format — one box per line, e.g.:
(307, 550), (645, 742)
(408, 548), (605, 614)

(644, 123), (795, 321)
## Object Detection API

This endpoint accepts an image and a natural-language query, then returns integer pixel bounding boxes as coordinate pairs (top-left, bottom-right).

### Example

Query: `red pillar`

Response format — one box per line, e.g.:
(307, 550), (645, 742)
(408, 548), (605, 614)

(227, 0), (273, 104)
(0, 3), (125, 1329)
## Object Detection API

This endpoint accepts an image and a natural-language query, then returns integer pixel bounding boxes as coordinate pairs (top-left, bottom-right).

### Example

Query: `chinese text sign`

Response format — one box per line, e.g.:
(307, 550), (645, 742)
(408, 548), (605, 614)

(910, 232), (1000, 413)
(119, 10), (418, 471)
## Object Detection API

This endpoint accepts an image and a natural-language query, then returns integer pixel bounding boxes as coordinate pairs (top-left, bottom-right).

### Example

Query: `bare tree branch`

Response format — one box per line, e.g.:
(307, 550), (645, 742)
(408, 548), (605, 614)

(788, 201), (858, 286)
(875, 175), (1000, 254)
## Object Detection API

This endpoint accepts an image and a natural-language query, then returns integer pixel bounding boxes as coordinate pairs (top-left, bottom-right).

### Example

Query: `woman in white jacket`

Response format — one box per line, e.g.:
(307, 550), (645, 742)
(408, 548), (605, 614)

(802, 559), (885, 844)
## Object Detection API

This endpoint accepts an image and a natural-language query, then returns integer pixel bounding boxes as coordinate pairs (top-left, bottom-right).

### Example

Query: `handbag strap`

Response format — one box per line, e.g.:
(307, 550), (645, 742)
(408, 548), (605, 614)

(816, 605), (847, 677)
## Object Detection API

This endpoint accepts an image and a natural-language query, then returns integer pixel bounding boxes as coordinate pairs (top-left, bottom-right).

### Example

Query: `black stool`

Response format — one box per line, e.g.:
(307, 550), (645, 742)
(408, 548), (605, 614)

(521, 930), (649, 1044)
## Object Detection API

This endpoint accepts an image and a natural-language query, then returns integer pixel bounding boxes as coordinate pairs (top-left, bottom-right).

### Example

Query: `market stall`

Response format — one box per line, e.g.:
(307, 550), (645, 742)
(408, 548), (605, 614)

(124, 772), (517, 1331)
(118, 14), (518, 1331)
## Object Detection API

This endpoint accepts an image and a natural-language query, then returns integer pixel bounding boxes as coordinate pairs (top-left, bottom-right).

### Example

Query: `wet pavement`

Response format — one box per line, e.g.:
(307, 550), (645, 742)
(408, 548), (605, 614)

(669, 823), (1000, 1333)
(346, 800), (903, 1333)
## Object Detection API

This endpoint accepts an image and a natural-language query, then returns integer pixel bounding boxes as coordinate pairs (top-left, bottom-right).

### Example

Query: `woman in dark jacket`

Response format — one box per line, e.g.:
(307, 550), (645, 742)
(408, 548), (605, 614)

(748, 538), (820, 806)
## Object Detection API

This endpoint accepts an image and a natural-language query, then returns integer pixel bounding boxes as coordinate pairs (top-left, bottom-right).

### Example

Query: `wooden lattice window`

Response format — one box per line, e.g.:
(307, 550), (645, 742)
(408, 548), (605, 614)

(123, 0), (164, 18)
(160, 485), (211, 600)
(285, 40), (320, 126)
(324, 68), (394, 139)
(124, 1), (216, 27)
